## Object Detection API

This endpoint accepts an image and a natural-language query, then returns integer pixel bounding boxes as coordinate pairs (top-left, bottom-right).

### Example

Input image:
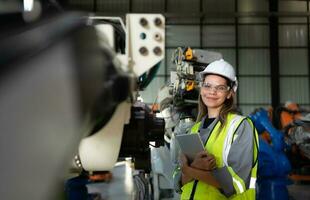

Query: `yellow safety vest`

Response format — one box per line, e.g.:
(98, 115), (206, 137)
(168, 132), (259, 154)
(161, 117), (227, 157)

(180, 113), (258, 200)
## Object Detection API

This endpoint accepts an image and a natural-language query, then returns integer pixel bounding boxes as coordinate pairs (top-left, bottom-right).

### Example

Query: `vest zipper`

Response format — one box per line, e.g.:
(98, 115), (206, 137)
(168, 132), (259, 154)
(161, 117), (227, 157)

(189, 120), (220, 200)
(189, 180), (198, 200)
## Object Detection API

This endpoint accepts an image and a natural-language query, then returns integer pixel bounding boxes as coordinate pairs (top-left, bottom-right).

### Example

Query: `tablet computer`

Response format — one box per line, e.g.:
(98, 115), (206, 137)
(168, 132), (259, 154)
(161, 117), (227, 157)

(175, 134), (205, 162)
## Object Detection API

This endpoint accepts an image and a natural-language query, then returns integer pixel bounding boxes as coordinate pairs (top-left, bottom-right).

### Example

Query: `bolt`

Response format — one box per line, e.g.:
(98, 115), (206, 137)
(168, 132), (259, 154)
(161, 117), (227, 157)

(153, 47), (162, 56)
(139, 47), (148, 56)
(140, 18), (148, 27)
(154, 17), (162, 26)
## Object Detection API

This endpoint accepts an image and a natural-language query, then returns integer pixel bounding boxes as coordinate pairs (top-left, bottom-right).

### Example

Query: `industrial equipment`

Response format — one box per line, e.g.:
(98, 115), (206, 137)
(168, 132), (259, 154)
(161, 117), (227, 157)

(284, 115), (310, 183)
(76, 13), (165, 173)
(66, 14), (166, 200)
(272, 102), (310, 182)
(0, 11), (112, 200)
(249, 108), (292, 200)
(0, 1), (166, 198)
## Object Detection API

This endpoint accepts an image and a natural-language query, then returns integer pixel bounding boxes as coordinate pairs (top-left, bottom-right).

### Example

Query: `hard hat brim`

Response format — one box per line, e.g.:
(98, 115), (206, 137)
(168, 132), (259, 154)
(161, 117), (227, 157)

(199, 71), (233, 82)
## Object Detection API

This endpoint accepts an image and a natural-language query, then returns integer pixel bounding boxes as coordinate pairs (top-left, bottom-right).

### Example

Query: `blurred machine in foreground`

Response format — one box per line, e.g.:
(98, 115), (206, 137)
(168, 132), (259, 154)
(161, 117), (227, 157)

(76, 13), (165, 173)
(0, 12), (110, 200)
(67, 13), (166, 200)
(0, 2), (165, 198)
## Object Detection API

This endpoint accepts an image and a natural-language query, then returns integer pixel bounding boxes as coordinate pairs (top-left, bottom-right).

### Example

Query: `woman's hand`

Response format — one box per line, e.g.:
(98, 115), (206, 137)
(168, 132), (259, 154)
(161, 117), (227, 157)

(180, 154), (193, 185)
(191, 151), (216, 171)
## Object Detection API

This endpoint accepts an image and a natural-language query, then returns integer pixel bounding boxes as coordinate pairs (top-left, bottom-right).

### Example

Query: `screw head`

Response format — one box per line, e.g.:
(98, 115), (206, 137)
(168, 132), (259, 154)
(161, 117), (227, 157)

(153, 47), (162, 56)
(154, 17), (162, 26)
(140, 18), (148, 27)
(139, 47), (148, 56)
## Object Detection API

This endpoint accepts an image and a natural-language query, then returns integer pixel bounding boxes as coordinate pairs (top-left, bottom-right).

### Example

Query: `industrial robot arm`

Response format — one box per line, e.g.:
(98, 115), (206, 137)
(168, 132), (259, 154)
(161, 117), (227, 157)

(249, 108), (292, 200)
(250, 108), (285, 152)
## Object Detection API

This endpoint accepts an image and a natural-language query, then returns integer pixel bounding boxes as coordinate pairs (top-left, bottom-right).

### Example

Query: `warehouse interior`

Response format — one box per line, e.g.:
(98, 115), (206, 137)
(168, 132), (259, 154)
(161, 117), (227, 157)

(0, 0), (310, 200)
(66, 0), (310, 115)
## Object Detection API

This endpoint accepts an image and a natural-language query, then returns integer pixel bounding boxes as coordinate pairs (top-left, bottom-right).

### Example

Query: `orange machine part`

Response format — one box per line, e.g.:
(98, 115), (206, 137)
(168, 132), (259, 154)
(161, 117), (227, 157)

(280, 102), (302, 129)
(186, 80), (195, 91)
(89, 172), (113, 182)
(185, 47), (193, 60)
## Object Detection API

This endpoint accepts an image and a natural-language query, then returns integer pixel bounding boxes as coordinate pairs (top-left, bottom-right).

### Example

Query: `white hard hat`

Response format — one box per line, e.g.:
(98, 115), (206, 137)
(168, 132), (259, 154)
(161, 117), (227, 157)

(199, 59), (238, 92)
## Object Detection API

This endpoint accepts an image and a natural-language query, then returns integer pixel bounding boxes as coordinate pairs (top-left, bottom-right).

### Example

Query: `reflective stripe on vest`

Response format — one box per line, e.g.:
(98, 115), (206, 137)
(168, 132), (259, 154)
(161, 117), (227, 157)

(222, 115), (244, 167)
(222, 115), (248, 194)
(249, 119), (259, 190)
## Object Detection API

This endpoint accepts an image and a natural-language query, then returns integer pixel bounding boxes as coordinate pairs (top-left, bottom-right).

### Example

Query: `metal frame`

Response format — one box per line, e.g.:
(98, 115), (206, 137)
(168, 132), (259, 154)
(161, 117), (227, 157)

(235, 0), (240, 105)
(308, 0), (310, 108)
(269, 0), (280, 110)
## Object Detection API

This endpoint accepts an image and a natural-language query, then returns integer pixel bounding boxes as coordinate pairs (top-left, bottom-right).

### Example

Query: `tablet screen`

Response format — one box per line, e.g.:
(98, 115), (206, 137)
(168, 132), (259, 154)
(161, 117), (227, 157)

(175, 134), (205, 162)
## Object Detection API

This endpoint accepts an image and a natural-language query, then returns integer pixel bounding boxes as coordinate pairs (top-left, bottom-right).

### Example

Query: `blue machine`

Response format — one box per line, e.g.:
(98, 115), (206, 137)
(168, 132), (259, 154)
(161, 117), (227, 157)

(249, 108), (292, 200)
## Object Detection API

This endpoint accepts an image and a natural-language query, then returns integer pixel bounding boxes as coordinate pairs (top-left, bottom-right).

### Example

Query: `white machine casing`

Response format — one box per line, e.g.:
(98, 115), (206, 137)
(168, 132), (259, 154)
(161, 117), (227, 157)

(126, 14), (165, 76)
(78, 14), (165, 172)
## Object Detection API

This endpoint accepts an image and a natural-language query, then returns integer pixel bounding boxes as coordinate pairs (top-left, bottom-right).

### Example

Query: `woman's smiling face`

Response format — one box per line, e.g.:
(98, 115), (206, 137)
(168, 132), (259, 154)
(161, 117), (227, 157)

(200, 74), (232, 110)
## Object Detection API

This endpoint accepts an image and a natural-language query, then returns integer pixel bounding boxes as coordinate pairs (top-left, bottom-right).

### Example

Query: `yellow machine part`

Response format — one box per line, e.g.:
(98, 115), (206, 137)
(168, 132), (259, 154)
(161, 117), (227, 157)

(185, 47), (193, 60)
(186, 80), (195, 91)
